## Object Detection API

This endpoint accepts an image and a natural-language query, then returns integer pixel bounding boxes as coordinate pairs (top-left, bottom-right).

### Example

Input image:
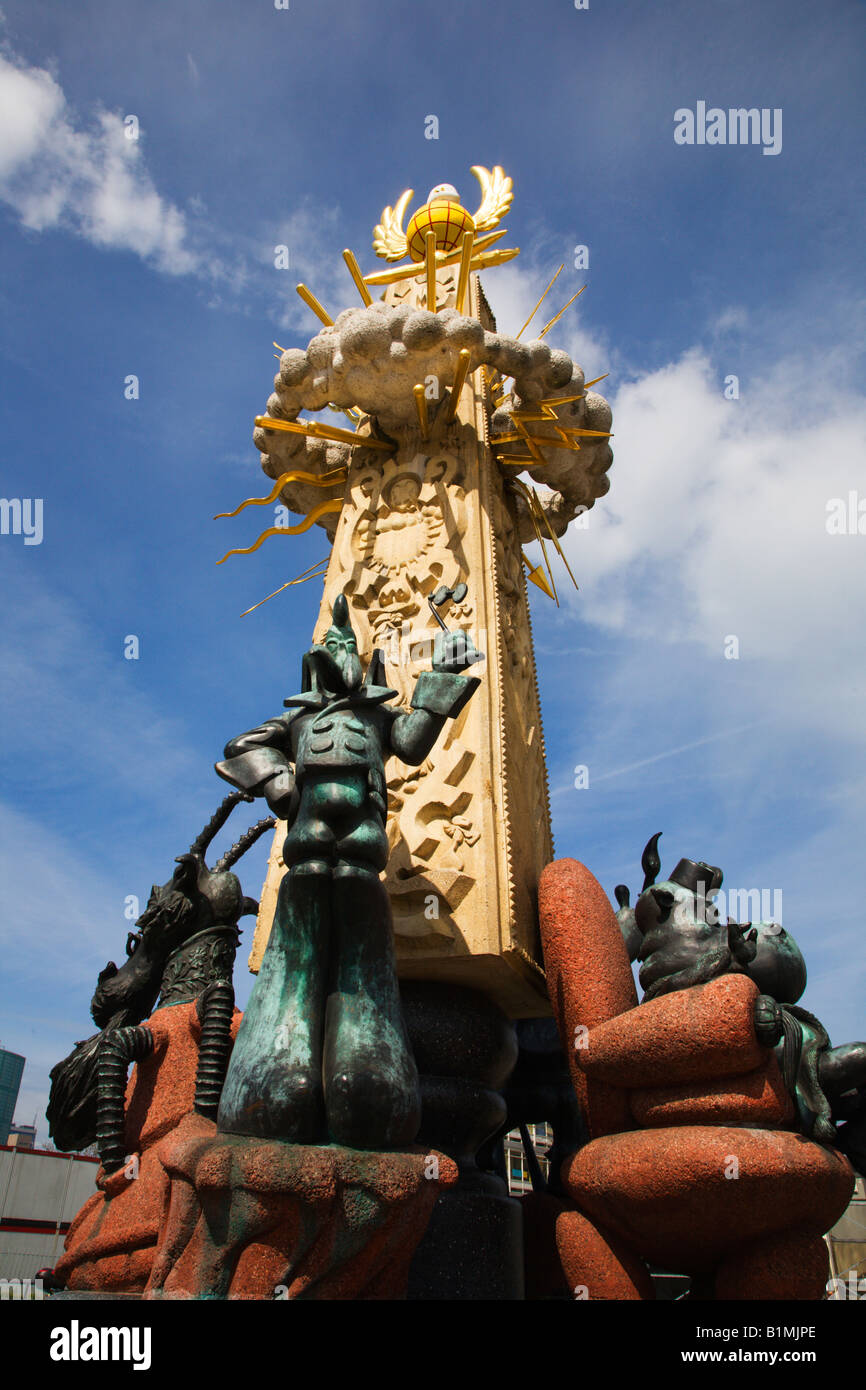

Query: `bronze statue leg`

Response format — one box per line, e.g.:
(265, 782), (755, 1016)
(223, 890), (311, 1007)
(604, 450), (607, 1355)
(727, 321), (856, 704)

(217, 867), (330, 1142)
(323, 868), (421, 1149)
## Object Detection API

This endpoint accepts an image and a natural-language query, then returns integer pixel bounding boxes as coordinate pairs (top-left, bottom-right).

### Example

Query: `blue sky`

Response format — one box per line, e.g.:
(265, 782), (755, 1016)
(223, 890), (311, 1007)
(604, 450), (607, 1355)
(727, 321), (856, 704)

(0, 0), (864, 1142)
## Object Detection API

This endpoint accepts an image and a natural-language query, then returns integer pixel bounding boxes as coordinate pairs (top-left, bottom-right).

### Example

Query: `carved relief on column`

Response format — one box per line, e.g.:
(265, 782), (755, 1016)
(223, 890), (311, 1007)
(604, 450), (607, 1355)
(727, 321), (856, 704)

(248, 269), (554, 1015)
(323, 439), (484, 949)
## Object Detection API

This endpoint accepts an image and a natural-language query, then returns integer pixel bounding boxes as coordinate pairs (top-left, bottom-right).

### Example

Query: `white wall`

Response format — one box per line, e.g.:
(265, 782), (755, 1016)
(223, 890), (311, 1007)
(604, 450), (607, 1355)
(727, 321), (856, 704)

(0, 1145), (99, 1281)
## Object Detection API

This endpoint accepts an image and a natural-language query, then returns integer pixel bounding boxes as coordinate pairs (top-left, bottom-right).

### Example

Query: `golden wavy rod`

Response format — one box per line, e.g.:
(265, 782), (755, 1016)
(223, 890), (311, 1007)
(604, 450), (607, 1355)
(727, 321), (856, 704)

(214, 467), (348, 520)
(216, 498), (343, 564)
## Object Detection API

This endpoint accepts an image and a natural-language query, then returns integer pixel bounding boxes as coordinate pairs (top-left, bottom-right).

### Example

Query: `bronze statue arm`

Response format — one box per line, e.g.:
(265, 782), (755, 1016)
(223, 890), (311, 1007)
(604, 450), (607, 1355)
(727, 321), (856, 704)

(389, 670), (480, 765)
(215, 718), (299, 822)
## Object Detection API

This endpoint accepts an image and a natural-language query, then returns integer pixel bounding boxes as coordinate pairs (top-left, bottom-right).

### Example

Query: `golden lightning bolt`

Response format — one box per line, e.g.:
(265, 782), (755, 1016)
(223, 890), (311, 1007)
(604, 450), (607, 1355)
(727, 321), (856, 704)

(214, 467), (348, 520)
(216, 499), (343, 564)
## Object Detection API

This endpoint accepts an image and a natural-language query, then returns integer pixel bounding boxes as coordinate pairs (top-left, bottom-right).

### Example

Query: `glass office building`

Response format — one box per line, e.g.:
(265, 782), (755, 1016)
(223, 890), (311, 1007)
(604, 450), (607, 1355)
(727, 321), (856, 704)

(0, 1049), (25, 1144)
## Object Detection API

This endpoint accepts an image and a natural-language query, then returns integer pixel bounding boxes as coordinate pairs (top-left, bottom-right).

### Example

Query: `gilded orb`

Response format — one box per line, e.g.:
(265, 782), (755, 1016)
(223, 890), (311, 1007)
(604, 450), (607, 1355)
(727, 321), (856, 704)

(406, 186), (475, 262)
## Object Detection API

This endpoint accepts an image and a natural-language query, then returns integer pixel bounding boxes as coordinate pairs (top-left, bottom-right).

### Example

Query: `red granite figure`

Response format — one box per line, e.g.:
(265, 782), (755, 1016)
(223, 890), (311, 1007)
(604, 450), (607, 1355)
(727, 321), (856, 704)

(538, 856), (857, 1301)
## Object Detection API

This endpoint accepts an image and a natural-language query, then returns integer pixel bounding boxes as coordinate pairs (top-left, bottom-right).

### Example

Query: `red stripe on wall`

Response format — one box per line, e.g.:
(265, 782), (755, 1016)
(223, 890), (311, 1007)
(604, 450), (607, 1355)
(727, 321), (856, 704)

(0, 1219), (71, 1235)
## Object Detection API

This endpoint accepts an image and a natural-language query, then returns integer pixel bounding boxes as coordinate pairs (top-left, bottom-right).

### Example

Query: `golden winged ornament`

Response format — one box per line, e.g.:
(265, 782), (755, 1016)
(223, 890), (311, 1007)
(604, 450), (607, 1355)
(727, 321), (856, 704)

(373, 165), (514, 262)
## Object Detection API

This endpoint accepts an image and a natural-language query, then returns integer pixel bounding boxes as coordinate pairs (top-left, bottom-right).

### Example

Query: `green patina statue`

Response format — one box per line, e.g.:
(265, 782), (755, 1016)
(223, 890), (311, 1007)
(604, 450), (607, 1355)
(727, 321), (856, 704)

(214, 593), (482, 1150)
(615, 835), (866, 1175)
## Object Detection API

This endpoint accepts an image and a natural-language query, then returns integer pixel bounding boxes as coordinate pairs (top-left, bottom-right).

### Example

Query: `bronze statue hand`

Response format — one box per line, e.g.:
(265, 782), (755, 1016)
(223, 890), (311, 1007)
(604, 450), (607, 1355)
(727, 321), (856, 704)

(262, 764), (300, 822)
(432, 629), (484, 674)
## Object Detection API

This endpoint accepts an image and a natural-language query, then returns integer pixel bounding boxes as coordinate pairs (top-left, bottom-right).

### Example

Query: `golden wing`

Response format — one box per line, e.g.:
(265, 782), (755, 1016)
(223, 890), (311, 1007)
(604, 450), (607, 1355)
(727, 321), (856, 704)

(471, 165), (513, 231)
(373, 188), (413, 262)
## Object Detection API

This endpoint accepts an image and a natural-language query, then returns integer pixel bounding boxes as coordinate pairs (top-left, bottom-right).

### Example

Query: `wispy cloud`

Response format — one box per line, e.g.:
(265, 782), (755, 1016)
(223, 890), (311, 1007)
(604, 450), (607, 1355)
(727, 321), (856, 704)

(0, 47), (198, 273)
(0, 42), (343, 315)
(554, 721), (766, 793)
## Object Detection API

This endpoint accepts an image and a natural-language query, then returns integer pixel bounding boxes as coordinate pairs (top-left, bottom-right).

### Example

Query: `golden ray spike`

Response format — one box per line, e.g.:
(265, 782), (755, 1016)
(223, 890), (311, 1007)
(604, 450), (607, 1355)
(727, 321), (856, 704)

(537, 393), (585, 408)
(362, 230), (506, 286)
(360, 237), (517, 288)
(550, 429), (582, 453)
(460, 228), (505, 255)
(537, 286), (585, 340)
(413, 384), (430, 440)
(491, 370), (509, 404)
(447, 350), (472, 421)
(309, 420), (394, 449)
(495, 456), (537, 467)
(527, 487), (562, 593)
(456, 230), (475, 313)
(511, 478), (558, 604)
(255, 414), (305, 434)
(583, 373), (609, 389)
(469, 247), (520, 272)
(240, 559), (330, 617)
(555, 427), (613, 438)
(516, 264), (564, 341)
(273, 342), (286, 353)
(254, 416), (393, 451)
(425, 231), (437, 312)
(214, 467), (348, 520)
(512, 427), (579, 453)
(216, 499), (343, 564)
(274, 354), (281, 360)
(296, 284), (334, 327)
(342, 249), (373, 306)
(514, 433), (564, 447)
(513, 417), (547, 467)
(534, 489), (580, 593)
(532, 518), (559, 607)
(522, 551), (555, 600)
(328, 402), (364, 424)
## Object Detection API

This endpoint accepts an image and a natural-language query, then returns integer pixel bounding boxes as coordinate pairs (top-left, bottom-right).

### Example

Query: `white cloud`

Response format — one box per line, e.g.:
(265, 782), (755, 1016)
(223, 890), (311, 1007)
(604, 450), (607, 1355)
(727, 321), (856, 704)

(485, 260), (613, 383)
(0, 47), (197, 273)
(561, 347), (866, 745)
(0, 48), (63, 178)
(261, 200), (348, 331)
(0, 43), (368, 313)
(486, 254), (866, 748)
(487, 256), (866, 1047)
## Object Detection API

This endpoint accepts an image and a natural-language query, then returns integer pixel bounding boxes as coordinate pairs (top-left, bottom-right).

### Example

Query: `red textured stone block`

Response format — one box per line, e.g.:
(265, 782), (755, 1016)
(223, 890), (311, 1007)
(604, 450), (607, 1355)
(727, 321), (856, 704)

(630, 1052), (796, 1129)
(715, 1227), (831, 1301)
(53, 1149), (170, 1293)
(556, 1208), (655, 1301)
(124, 1001), (240, 1151)
(563, 1126), (854, 1272)
(538, 859), (637, 1138)
(144, 1113), (458, 1300)
(577, 974), (765, 1088)
(55, 1001), (241, 1293)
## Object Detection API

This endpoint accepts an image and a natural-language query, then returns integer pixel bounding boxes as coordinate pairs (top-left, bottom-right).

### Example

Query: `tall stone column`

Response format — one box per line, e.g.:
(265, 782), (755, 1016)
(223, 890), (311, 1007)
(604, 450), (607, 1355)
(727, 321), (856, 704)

(250, 268), (553, 1020)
